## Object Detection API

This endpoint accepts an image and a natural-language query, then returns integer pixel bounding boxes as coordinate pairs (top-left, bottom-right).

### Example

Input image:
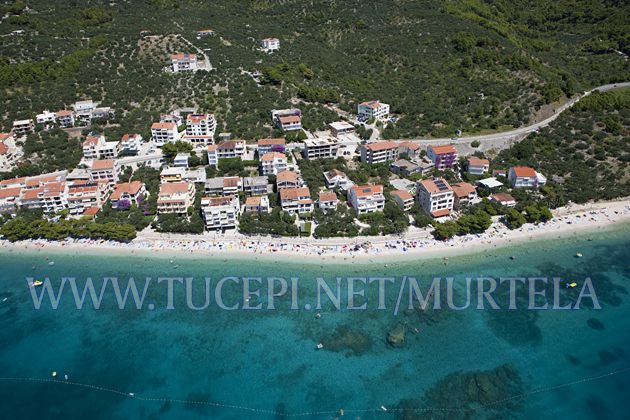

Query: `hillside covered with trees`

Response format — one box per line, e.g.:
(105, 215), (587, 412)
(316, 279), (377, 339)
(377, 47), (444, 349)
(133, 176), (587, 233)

(1, 0), (628, 140)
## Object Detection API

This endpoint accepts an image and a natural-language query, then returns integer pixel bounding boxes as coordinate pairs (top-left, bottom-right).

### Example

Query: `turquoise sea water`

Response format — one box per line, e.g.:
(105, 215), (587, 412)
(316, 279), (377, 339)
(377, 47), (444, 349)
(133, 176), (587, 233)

(1, 226), (629, 419)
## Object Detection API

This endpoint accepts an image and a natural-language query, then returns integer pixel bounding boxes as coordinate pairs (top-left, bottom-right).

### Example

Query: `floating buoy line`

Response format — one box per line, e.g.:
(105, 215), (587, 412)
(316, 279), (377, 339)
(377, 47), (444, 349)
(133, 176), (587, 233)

(0, 366), (629, 417)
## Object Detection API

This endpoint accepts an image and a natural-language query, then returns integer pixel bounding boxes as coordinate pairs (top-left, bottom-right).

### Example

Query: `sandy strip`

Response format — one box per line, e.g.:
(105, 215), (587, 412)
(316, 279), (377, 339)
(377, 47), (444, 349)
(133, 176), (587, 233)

(1, 199), (630, 265)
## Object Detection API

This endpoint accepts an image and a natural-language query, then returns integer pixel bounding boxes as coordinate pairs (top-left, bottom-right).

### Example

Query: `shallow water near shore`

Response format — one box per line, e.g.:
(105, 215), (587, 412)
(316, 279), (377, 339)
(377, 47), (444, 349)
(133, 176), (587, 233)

(0, 224), (629, 419)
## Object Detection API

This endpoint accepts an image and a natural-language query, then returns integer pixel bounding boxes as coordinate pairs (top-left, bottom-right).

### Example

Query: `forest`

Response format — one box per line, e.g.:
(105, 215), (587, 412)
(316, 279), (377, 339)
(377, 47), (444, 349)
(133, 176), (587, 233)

(1, 0), (628, 140)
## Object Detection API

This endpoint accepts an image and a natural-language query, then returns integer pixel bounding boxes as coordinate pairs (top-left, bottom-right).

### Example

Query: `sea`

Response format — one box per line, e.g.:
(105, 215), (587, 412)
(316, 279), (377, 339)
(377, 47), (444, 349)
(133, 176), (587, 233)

(0, 225), (629, 420)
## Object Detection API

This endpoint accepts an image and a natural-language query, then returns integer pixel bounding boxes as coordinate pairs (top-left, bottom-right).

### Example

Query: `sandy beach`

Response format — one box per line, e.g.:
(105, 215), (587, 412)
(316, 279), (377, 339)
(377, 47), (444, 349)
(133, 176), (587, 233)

(2, 199), (630, 264)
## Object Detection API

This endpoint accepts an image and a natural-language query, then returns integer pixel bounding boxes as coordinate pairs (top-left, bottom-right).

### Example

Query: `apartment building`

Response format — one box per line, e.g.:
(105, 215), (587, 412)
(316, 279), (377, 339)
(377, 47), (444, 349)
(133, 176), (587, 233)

(360, 141), (399, 164)
(450, 182), (478, 209)
(490, 193), (517, 207)
(207, 140), (246, 167)
(196, 28), (215, 37)
(12, 119), (34, 135)
(0, 187), (22, 215)
(110, 181), (146, 209)
(20, 182), (68, 214)
(417, 177), (454, 218)
(82, 134), (120, 160)
(36, 110), (56, 125)
(89, 159), (120, 185)
(170, 53), (198, 72)
(66, 181), (110, 215)
(508, 166), (547, 188)
(347, 185), (385, 214)
(243, 195), (271, 213)
(120, 134), (143, 154)
(157, 182), (195, 214)
(357, 101), (390, 121)
(323, 169), (352, 190)
(303, 137), (340, 160)
(56, 110), (76, 127)
(318, 191), (339, 212)
(279, 187), (313, 214)
(204, 176), (242, 197)
(390, 189), (414, 211)
(151, 122), (179, 146)
(201, 195), (240, 230)
(329, 121), (355, 138)
(73, 100), (97, 123)
(272, 109), (302, 131)
(260, 152), (288, 175)
(467, 157), (490, 175)
(242, 176), (269, 196)
(185, 113), (216, 146)
(427, 144), (458, 170)
(257, 138), (285, 156)
(276, 170), (303, 189)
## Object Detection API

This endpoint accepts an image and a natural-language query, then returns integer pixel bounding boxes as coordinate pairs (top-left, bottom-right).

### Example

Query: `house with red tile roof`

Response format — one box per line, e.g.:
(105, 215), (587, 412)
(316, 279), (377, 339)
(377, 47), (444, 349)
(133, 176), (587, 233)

(467, 157), (490, 175)
(276, 170), (303, 189)
(390, 189), (414, 211)
(348, 185), (385, 214)
(201, 195), (240, 230)
(157, 182), (195, 214)
(110, 181), (146, 209)
(243, 195), (271, 214)
(257, 138), (286, 155)
(89, 159), (120, 185)
(490, 193), (517, 207)
(279, 187), (313, 214)
(508, 166), (547, 188)
(151, 122), (179, 146)
(450, 182), (478, 209)
(318, 191), (339, 212)
(184, 113), (216, 146)
(170, 53), (198, 72)
(271, 109), (301, 131)
(66, 180), (110, 215)
(0, 187), (21, 214)
(260, 152), (288, 175)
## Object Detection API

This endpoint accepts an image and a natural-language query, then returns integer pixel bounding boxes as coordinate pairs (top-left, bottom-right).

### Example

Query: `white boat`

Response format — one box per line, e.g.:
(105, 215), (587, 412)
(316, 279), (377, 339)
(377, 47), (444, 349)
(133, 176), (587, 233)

(316, 343), (324, 349)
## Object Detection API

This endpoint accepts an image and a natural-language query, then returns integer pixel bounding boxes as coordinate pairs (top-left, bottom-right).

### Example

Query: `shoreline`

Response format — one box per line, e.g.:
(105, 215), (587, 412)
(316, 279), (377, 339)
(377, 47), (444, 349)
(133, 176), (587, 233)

(1, 199), (630, 264)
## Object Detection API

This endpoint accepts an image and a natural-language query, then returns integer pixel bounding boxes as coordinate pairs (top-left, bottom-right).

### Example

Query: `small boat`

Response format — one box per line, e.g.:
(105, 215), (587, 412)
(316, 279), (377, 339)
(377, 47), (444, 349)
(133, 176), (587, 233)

(380, 406), (388, 411)
(48, 261), (55, 266)
(316, 343), (324, 349)
(510, 256), (516, 260)
(31, 280), (43, 288)
(566, 282), (578, 288)
(2, 298), (7, 302)
(575, 253), (583, 258)
(64, 374), (68, 380)
(315, 312), (321, 319)
(51, 371), (57, 377)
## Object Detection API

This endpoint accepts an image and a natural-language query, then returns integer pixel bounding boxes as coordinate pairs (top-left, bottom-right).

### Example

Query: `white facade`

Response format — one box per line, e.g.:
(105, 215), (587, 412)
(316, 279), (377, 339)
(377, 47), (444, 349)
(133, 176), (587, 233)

(417, 178), (454, 217)
(348, 185), (385, 214)
(261, 38), (280, 52)
(151, 122), (179, 146)
(279, 187), (313, 214)
(185, 113), (216, 146)
(207, 141), (246, 167)
(303, 138), (340, 160)
(36, 110), (57, 124)
(12, 119), (34, 135)
(272, 109), (302, 131)
(120, 134), (142, 153)
(201, 196), (240, 230)
(260, 152), (288, 175)
(170, 53), (198, 72)
(360, 141), (399, 164)
(357, 101), (390, 121)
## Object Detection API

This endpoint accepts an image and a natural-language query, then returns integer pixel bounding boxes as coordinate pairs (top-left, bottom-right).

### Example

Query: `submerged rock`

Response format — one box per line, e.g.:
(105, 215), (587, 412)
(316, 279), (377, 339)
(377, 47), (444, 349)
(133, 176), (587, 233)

(586, 318), (605, 331)
(394, 364), (523, 419)
(387, 324), (405, 347)
(322, 325), (372, 356)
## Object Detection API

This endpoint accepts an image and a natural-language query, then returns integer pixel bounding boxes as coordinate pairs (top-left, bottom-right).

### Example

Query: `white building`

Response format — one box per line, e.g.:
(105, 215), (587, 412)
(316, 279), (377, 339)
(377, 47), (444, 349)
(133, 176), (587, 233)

(323, 169), (352, 190)
(276, 170), (303, 189)
(348, 185), (385, 214)
(279, 187), (313, 214)
(185, 113), (216, 146)
(417, 178), (454, 218)
(357, 101), (390, 121)
(318, 191), (339, 212)
(36, 110), (57, 125)
(170, 53), (198, 72)
(56, 110), (75, 127)
(467, 157), (490, 175)
(260, 38), (280, 52)
(110, 181), (146, 209)
(329, 121), (355, 138)
(508, 166), (547, 189)
(272, 109), (302, 131)
(303, 138), (340, 160)
(257, 138), (286, 156)
(260, 152), (288, 175)
(390, 189), (414, 211)
(243, 195), (271, 213)
(204, 176), (242, 197)
(201, 195), (240, 230)
(66, 180), (110, 215)
(120, 134), (142, 154)
(151, 122), (180, 146)
(82, 134), (120, 160)
(157, 182), (195, 214)
(174, 153), (190, 168)
(89, 159), (120, 185)
(360, 141), (399, 164)
(450, 182), (478, 209)
(196, 28), (215, 38)
(207, 140), (246, 167)
(73, 100), (97, 123)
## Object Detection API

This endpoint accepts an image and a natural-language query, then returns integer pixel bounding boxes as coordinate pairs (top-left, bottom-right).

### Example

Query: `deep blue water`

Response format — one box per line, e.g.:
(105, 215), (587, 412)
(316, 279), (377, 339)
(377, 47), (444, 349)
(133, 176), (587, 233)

(0, 226), (629, 419)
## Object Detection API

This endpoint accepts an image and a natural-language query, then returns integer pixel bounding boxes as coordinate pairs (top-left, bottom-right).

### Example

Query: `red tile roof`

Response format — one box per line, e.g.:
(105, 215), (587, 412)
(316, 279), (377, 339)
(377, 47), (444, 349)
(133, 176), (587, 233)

(468, 157), (490, 166)
(490, 193), (516, 203)
(365, 141), (398, 152)
(151, 122), (176, 130)
(261, 152), (286, 161)
(511, 166), (536, 177)
(431, 209), (451, 217)
(419, 178), (453, 194)
(83, 207), (100, 216)
(0, 187), (21, 199)
(91, 159), (115, 170)
(159, 182), (190, 195)
(258, 138), (285, 146)
(111, 181), (144, 200)
(0, 143), (8, 155)
(278, 115), (301, 124)
(318, 191), (338, 202)
(391, 189), (413, 201)
(450, 182), (476, 199)
(428, 144), (457, 155)
(276, 170), (299, 183)
(279, 187), (310, 200)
